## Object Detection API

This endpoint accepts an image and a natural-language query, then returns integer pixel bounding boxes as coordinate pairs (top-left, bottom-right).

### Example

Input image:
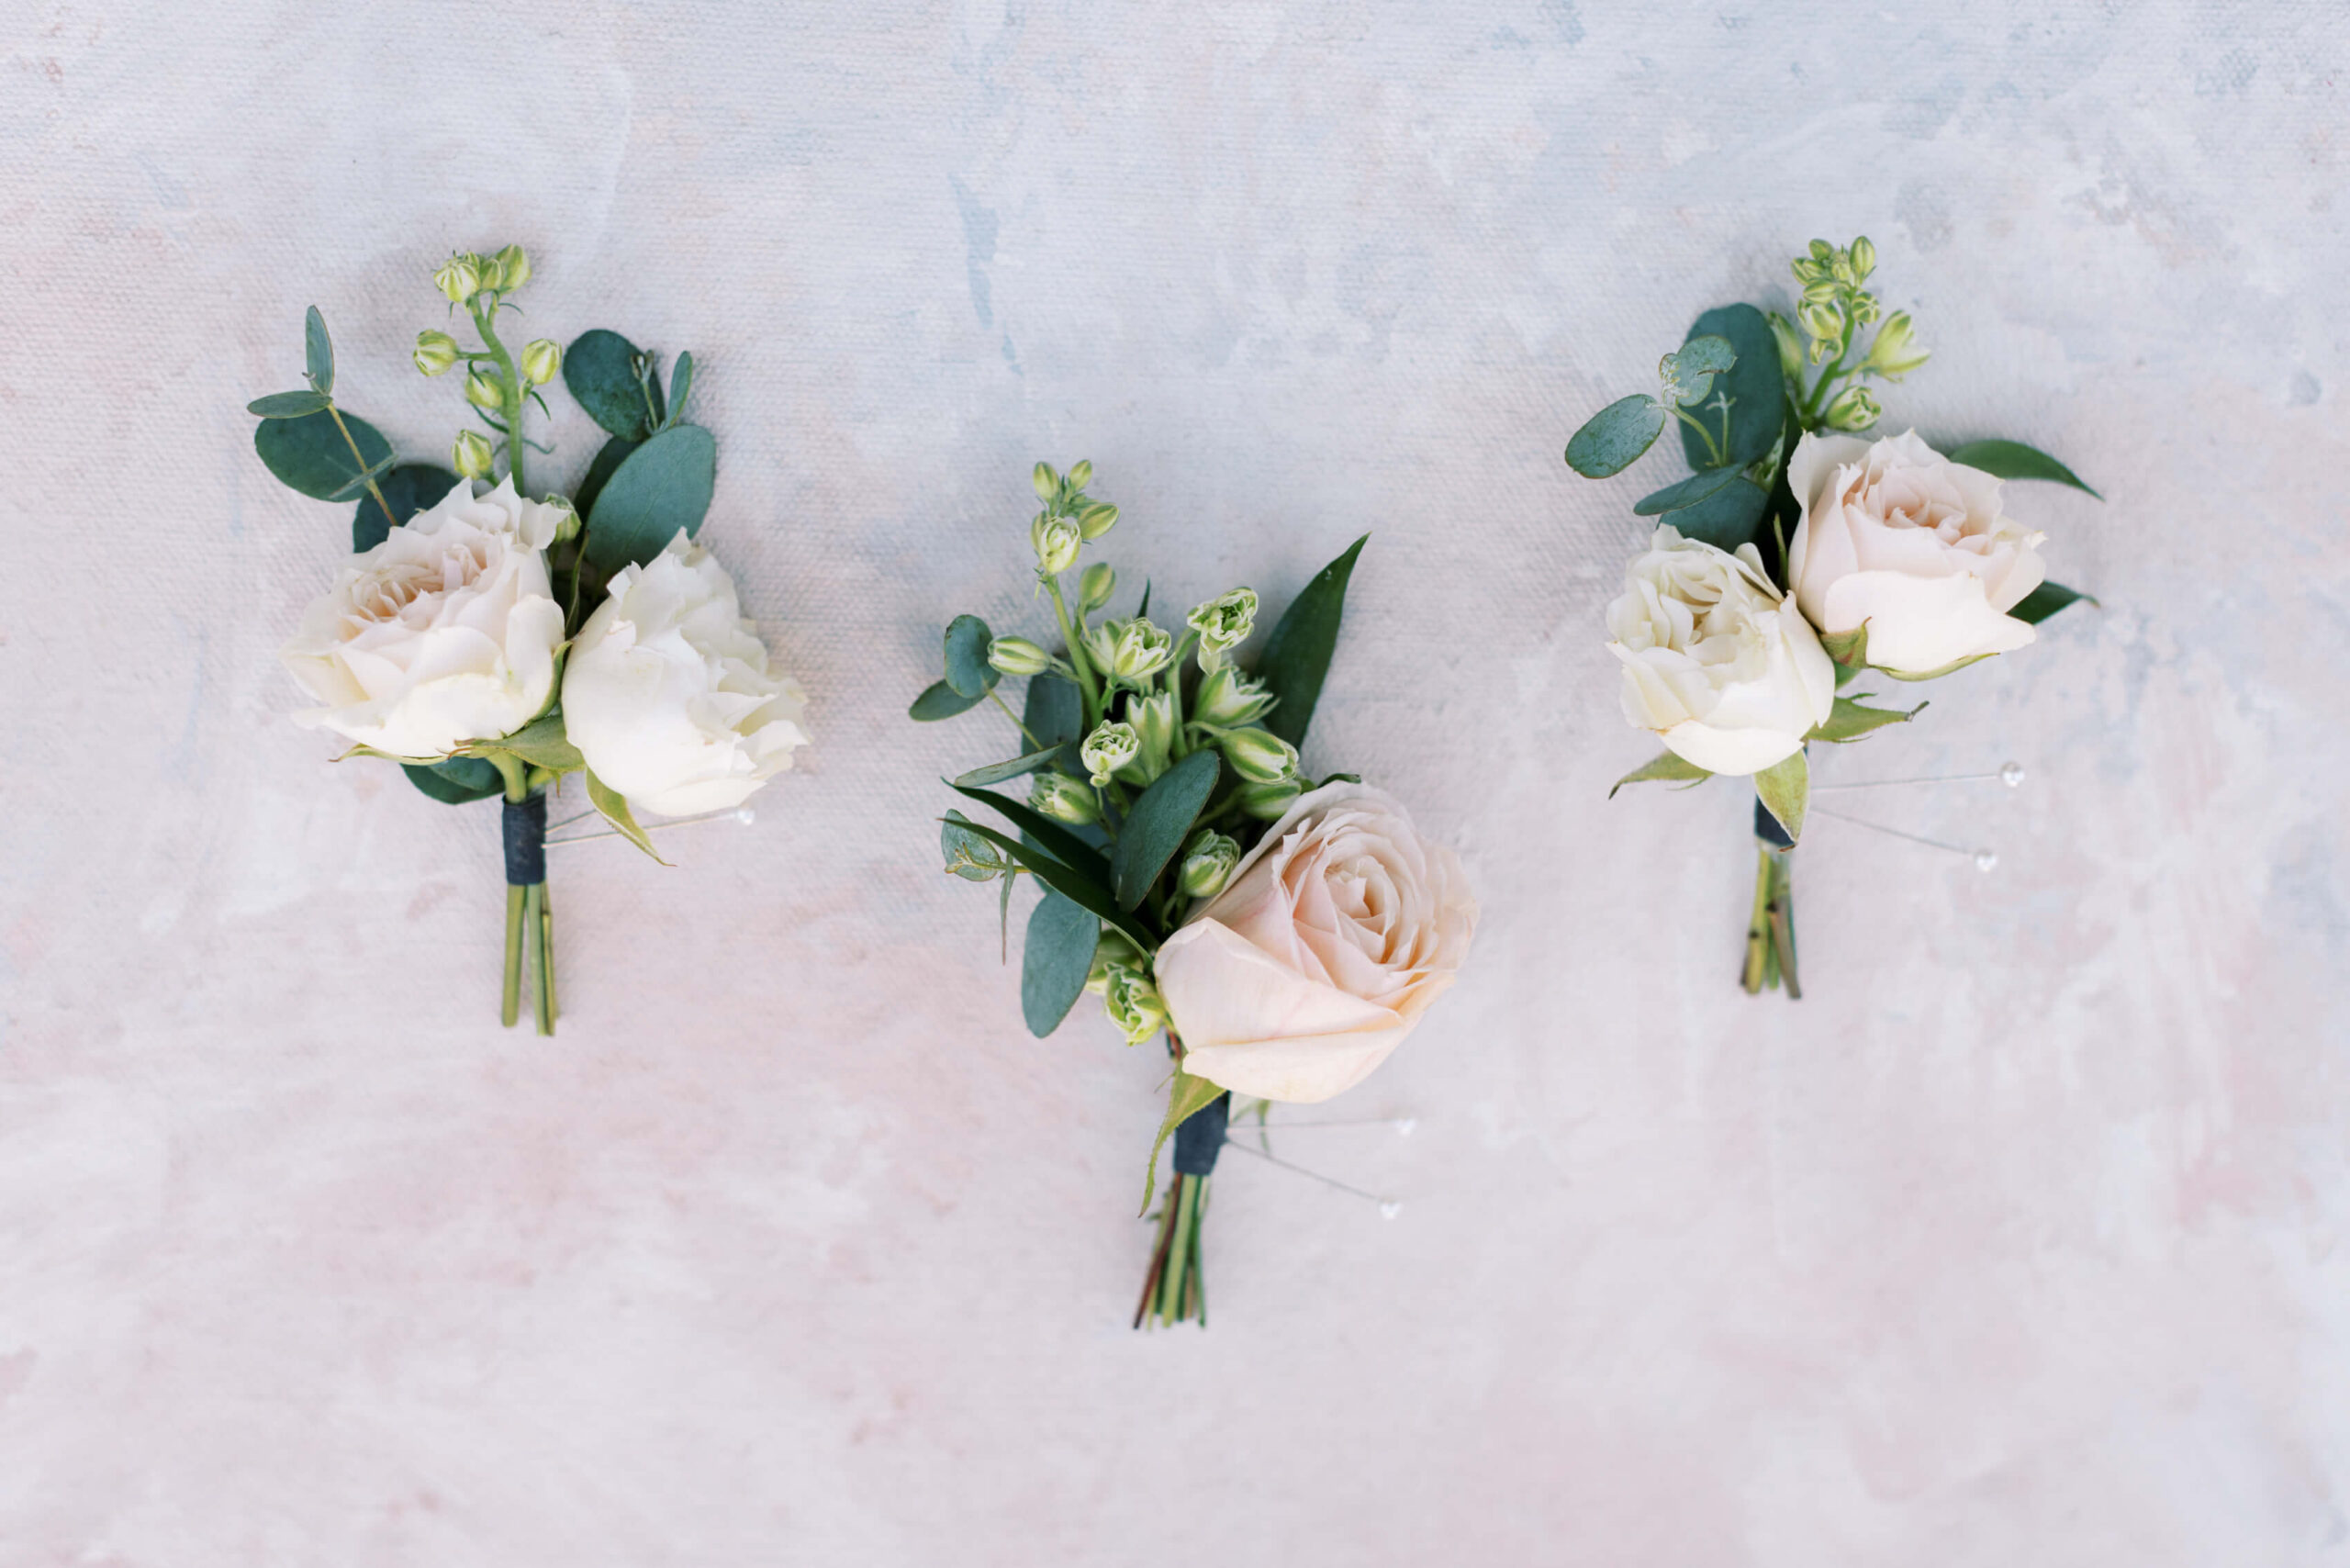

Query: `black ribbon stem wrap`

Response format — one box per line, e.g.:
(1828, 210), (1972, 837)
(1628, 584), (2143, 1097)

(503, 793), (548, 886)
(1752, 794), (1795, 850)
(1170, 1090), (1232, 1178)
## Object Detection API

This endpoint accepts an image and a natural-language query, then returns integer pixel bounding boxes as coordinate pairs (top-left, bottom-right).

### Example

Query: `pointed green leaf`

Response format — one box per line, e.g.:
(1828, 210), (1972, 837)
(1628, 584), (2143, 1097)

(247, 390), (331, 419)
(940, 818), (1155, 950)
(399, 756), (503, 804)
(254, 408), (392, 501)
(1809, 696), (1925, 744)
(1608, 750), (1711, 799)
(564, 329), (664, 441)
(943, 614), (1000, 699)
(1659, 474), (1770, 553)
(1257, 535), (1366, 749)
(1633, 465), (1741, 517)
(1944, 440), (2102, 499)
(911, 679), (985, 722)
(462, 712), (584, 775)
(353, 464), (461, 552)
(1022, 889), (1100, 1037)
(582, 424), (715, 573)
(945, 782), (1113, 888)
(586, 769), (670, 865)
(941, 809), (1007, 881)
(1565, 394), (1667, 478)
(304, 306), (334, 395)
(1753, 750), (1808, 843)
(955, 745), (1064, 789)
(1111, 750), (1221, 909)
(574, 434), (641, 520)
(1679, 305), (1785, 470)
(2011, 580), (2098, 625)
(1141, 1069), (1226, 1215)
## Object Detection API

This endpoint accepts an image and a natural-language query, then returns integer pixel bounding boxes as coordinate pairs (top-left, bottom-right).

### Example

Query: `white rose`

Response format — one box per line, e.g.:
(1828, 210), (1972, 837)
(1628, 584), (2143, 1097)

(1155, 782), (1476, 1103)
(1786, 429), (2048, 676)
(561, 532), (811, 817)
(280, 476), (566, 758)
(1606, 524), (1834, 777)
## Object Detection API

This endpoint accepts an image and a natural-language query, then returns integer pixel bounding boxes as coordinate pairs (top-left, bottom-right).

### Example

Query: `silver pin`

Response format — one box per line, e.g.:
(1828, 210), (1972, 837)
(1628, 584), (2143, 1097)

(1811, 804), (1996, 871)
(1220, 1137), (1398, 1213)
(1231, 1115), (1417, 1136)
(1813, 761), (2025, 792)
(546, 806), (756, 848)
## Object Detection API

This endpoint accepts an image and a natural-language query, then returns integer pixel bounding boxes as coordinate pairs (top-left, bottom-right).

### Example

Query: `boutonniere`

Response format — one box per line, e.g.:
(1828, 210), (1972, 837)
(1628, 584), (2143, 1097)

(914, 462), (1476, 1326)
(1567, 237), (2097, 995)
(260, 248), (811, 1031)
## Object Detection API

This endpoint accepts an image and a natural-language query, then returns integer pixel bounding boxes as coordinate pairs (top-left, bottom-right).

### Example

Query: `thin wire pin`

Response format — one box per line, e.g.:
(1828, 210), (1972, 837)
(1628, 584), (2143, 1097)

(546, 806), (756, 848)
(1813, 761), (2024, 792)
(1220, 1137), (1401, 1216)
(1812, 804), (1996, 870)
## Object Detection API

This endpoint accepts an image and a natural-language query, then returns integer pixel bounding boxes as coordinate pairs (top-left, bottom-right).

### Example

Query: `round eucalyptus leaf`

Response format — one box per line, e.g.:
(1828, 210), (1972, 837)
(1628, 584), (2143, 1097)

(573, 434), (642, 520)
(247, 390), (330, 419)
(1022, 889), (1101, 1038)
(943, 614), (999, 699)
(581, 423), (715, 574)
(1564, 394), (1666, 478)
(254, 408), (393, 501)
(1678, 305), (1784, 470)
(401, 756), (502, 805)
(564, 329), (664, 441)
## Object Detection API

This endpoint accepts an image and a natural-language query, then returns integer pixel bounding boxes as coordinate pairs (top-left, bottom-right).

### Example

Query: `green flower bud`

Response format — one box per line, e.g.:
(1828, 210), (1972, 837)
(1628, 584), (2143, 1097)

(1824, 385), (1882, 431)
(1237, 776), (1303, 821)
(1830, 251), (1855, 286)
(1080, 617), (1119, 674)
(490, 243), (531, 292)
(1080, 721), (1139, 786)
(1849, 235), (1875, 281)
(1102, 965), (1167, 1047)
(1029, 770), (1099, 826)
(1185, 588), (1259, 667)
(1807, 239), (1835, 263)
(1765, 311), (1803, 379)
(520, 338), (561, 386)
(1178, 828), (1241, 902)
(1796, 299), (1842, 344)
(452, 429), (494, 480)
(1085, 930), (1143, 995)
(1108, 617), (1173, 683)
(413, 330), (461, 377)
(1077, 502), (1119, 541)
(464, 368), (505, 411)
(1032, 461), (1059, 500)
(434, 253), (482, 305)
(1220, 727), (1300, 784)
(1850, 291), (1881, 326)
(1862, 311), (1930, 380)
(1067, 459), (1093, 491)
(1193, 665), (1276, 728)
(1031, 512), (1080, 575)
(988, 635), (1055, 678)
(1801, 276), (1841, 305)
(1124, 690), (1176, 783)
(543, 495), (582, 543)
(1789, 255), (1827, 286)
(1078, 562), (1116, 615)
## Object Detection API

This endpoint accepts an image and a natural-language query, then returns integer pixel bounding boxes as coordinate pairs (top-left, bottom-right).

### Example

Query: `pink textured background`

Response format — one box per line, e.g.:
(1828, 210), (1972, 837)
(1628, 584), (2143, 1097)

(3, 1), (2345, 1562)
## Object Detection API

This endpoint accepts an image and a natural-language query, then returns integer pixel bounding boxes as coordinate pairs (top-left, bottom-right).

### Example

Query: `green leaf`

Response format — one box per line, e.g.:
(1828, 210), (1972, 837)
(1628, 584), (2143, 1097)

(1658, 474), (1770, 553)
(1671, 333), (1735, 380)
(253, 408), (393, 501)
(1141, 1069), (1226, 1215)
(1679, 305), (1785, 470)
(910, 679), (985, 722)
(1257, 534), (1367, 750)
(1753, 750), (1808, 843)
(304, 306), (334, 395)
(1944, 440), (2102, 499)
(1818, 623), (1869, 667)
(666, 351), (694, 426)
(400, 756), (502, 804)
(564, 329), (664, 441)
(941, 809), (1008, 881)
(1881, 652), (1995, 683)
(326, 453), (399, 504)
(574, 434), (641, 520)
(1608, 750), (1711, 799)
(946, 782), (1113, 888)
(582, 424), (716, 574)
(247, 390), (331, 419)
(1634, 466), (1742, 517)
(943, 614), (1000, 700)
(1024, 672), (1085, 774)
(2010, 580), (2098, 625)
(463, 712), (585, 775)
(1111, 750), (1220, 910)
(941, 818), (1155, 951)
(352, 464), (461, 552)
(1565, 394), (1667, 478)
(955, 745), (1064, 789)
(1022, 889), (1099, 1037)
(586, 769), (669, 865)
(1809, 696), (1924, 744)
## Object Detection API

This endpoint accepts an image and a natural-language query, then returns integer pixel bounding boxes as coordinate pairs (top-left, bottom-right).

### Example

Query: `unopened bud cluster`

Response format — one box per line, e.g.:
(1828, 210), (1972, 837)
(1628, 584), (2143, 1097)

(1764, 235), (1927, 437)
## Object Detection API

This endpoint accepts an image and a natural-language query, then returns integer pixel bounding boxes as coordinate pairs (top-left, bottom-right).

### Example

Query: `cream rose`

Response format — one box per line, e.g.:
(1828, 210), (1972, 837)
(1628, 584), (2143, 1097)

(280, 476), (566, 758)
(1786, 429), (2048, 676)
(560, 532), (811, 817)
(1154, 782), (1476, 1103)
(1606, 524), (1834, 776)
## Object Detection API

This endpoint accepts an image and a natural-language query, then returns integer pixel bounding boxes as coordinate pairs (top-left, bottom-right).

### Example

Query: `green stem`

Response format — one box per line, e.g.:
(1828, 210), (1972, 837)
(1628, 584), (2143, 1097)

(1741, 842), (1772, 994)
(1045, 577), (1102, 726)
(524, 881), (553, 1035)
(987, 689), (1043, 749)
(471, 301), (527, 496)
(1669, 404), (1724, 466)
(323, 402), (394, 521)
(502, 884), (525, 1026)
(540, 879), (558, 1026)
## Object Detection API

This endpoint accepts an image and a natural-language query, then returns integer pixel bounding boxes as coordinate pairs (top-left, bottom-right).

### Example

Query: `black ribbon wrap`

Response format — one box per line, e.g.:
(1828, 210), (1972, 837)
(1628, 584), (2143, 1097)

(1752, 795), (1795, 850)
(1171, 1091), (1231, 1178)
(502, 794), (547, 886)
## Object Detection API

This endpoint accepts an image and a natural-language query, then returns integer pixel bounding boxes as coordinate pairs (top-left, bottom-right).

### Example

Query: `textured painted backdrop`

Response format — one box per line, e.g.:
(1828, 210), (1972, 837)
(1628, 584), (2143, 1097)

(3, 1), (2345, 1562)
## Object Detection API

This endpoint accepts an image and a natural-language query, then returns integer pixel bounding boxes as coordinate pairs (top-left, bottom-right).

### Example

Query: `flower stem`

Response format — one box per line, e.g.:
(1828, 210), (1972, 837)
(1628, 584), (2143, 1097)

(502, 884), (526, 1026)
(471, 300), (527, 495)
(323, 402), (394, 521)
(524, 880), (553, 1035)
(1742, 843), (1773, 993)
(1045, 577), (1102, 726)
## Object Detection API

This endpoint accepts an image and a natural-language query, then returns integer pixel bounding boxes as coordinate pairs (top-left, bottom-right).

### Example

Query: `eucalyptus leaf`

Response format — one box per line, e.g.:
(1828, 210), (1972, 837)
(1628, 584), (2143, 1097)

(400, 756), (502, 804)
(326, 453), (399, 505)
(1021, 889), (1099, 1037)
(666, 351), (694, 426)
(945, 782), (1113, 888)
(1752, 750), (1808, 843)
(941, 810), (1007, 881)
(1659, 334), (1732, 408)
(574, 434), (641, 519)
(1608, 750), (1711, 799)
(1809, 697), (1924, 744)
(2010, 580), (2098, 624)
(1633, 465), (1742, 517)
(1141, 1069), (1227, 1215)
(1564, 394), (1666, 478)
(253, 408), (393, 501)
(940, 817), (1155, 951)
(246, 390), (331, 419)
(910, 679), (985, 722)
(943, 614), (1000, 699)
(565, 329), (664, 441)
(582, 424), (716, 574)
(1257, 535), (1367, 750)
(1657, 474), (1770, 553)
(1111, 750), (1220, 910)
(1679, 305), (1785, 470)
(1944, 440), (2102, 499)
(1024, 672), (1085, 774)
(353, 464), (461, 552)
(304, 306), (334, 394)
(586, 769), (669, 865)
(955, 745), (1063, 789)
